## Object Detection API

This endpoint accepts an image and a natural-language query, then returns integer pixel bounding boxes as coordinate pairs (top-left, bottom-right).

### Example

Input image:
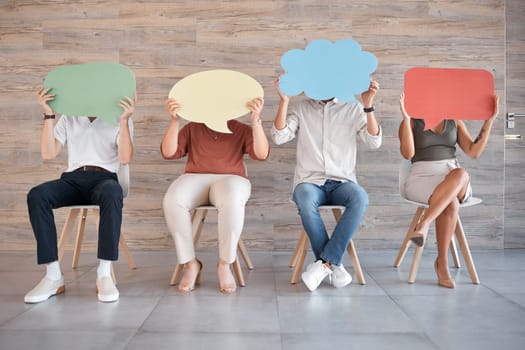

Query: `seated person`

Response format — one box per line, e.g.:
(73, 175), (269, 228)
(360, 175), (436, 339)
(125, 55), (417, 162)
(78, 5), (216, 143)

(398, 92), (499, 288)
(161, 97), (269, 294)
(25, 88), (135, 303)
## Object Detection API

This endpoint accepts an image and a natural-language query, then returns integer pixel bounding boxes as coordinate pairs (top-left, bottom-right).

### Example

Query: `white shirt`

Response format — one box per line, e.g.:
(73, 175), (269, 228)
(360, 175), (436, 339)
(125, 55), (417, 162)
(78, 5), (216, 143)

(54, 115), (134, 173)
(271, 98), (382, 189)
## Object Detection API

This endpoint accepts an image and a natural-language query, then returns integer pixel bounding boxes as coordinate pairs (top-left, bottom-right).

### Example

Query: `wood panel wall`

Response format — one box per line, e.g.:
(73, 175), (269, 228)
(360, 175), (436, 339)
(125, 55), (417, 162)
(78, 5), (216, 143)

(0, 0), (508, 254)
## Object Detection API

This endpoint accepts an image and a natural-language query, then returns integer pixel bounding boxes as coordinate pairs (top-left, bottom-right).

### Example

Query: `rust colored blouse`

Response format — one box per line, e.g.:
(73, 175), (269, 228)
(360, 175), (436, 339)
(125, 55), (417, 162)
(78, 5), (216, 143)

(162, 120), (265, 178)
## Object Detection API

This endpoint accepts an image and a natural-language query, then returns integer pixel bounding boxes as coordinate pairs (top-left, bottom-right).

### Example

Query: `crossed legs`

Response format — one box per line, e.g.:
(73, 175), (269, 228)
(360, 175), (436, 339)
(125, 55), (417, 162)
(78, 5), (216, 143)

(410, 168), (470, 286)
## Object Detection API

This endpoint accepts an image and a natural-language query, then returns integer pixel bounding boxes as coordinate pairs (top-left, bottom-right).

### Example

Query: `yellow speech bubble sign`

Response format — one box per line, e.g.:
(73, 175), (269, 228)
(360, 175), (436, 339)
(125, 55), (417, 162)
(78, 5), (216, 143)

(168, 70), (264, 133)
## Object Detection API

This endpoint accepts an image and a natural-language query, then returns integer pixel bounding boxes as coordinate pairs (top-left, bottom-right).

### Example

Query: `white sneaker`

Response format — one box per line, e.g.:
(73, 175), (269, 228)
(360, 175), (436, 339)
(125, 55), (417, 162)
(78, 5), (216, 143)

(301, 260), (332, 292)
(24, 276), (65, 303)
(96, 276), (119, 302)
(331, 264), (352, 288)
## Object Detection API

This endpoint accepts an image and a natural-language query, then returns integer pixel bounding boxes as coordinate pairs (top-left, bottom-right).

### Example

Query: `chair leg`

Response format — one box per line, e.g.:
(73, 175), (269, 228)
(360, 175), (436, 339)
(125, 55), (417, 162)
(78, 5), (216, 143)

(58, 208), (80, 261)
(232, 257), (245, 287)
(408, 245), (424, 283)
(454, 217), (480, 284)
(119, 234), (136, 270)
(290, 230), (309, 284)
(331, 208), (366, 284)
(394, 207), (425, 267)
(72, 208), (88, 269)
(170, 208), (208, 286)
(289, 232), (307, 268)
(347, 240), (366, 285)
(450, 235), (461, 268)
(237, 239), (254, 270)
(111, 264), (117, 285)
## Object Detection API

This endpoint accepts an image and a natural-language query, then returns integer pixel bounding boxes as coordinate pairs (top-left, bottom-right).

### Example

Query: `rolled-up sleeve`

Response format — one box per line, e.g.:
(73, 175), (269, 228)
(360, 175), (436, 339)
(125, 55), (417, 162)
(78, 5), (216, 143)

(358, 123), (382, 149)
(270, 114), (299, 145)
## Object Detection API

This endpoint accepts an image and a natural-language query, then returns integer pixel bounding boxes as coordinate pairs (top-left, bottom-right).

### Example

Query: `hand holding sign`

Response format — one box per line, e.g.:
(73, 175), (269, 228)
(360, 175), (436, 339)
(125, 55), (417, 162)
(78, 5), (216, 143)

(44, 62), (136, 125)
(168, 70), (264, 133)
(278, 39), (377, 102)
(404, 67), (495, 130)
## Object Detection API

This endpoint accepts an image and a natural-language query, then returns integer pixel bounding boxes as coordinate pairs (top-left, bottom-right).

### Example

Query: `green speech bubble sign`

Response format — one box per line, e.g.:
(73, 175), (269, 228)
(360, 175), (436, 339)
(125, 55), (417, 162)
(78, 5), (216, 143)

(44, 62), (136, 125)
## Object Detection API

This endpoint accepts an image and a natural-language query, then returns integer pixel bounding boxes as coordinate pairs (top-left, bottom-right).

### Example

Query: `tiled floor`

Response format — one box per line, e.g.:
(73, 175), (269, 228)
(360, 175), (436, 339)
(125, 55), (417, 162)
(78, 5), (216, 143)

(1, 247), (524, 350)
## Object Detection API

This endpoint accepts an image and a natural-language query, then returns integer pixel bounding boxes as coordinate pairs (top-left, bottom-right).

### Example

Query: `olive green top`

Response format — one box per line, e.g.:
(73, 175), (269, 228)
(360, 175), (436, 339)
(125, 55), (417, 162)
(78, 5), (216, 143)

(412, 119), (457, 163)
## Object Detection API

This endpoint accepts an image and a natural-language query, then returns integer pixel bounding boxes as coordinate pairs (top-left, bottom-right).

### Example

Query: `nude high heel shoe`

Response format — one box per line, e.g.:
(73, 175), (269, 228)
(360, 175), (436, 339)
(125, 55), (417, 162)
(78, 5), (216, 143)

(407, 230), (427, 247)
(434, 259), (455, 289)
(217, 261), (236, 294)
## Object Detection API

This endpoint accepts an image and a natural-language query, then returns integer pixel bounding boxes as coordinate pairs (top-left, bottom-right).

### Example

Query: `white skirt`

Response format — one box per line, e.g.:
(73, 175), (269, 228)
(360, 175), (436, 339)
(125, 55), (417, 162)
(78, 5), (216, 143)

(404, 158), (472, 204)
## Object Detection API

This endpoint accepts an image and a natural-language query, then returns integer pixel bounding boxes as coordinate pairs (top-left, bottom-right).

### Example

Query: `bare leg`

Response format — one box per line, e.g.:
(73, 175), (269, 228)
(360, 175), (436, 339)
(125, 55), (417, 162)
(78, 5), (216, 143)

(434, 201), (459, 283)
(409, 168), (469, 246)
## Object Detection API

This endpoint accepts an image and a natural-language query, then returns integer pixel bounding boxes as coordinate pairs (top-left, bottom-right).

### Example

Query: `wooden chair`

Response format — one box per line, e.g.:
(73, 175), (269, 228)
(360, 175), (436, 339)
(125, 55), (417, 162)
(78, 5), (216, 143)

(169, 205), (254, 287)
(289, 205), (366, 285)
(393, 159), (480, 284)
(57, 165), (136, 275)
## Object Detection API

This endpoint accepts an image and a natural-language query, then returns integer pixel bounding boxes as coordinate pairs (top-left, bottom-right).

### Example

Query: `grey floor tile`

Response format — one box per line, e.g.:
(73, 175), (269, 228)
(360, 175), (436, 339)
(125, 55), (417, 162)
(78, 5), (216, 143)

(429, 331), (525, 350)
(1, 249), (524, 350)
(0, 295), (34, 326)
(502, 293), (525, 308)
(0, 329), (134, 350)
(282, 333), (439, 350)
(478, 270), (525, 294)
(277, 295), (421, 334)
(124, 332), (282, 350)
(142, 295), (280, 333)
(2, 295), (161, 331)
(393, 289), (525, 342)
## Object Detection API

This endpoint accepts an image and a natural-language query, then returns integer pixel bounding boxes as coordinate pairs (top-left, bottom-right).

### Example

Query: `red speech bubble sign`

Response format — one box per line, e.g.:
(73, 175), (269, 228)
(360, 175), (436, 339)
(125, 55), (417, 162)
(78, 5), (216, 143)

(404, 67), (494, 130)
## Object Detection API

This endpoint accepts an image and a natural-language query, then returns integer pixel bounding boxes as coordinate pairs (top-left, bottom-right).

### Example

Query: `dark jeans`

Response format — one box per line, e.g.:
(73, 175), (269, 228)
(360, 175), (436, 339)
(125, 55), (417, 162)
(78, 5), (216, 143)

(27, 170), (123, 264)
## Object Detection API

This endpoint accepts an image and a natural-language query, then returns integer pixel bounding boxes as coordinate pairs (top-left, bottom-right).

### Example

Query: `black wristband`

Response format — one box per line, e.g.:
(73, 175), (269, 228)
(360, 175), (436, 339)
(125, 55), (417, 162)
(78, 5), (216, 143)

(363, 106), (375, 113)
(43, 114), (55, 120)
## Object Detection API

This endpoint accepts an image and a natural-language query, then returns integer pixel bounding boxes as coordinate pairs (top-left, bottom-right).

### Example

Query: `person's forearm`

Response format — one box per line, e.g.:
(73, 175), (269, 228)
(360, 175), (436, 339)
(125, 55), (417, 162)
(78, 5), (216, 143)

(251, 121), (269, 159)
(118, 120), (133, 164)
(399, 118), (415, 159)
(468, 119), (494, 158)
(366, 112), (380, 136)
(161, 118), (180, 158)
(274, 99), (289, 130)
(41, 119), (58, 160)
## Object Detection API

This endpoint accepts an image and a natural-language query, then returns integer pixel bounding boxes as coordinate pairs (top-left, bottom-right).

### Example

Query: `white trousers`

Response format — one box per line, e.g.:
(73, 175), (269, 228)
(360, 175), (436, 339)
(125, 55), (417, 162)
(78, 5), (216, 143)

(163, 173), (251, 264)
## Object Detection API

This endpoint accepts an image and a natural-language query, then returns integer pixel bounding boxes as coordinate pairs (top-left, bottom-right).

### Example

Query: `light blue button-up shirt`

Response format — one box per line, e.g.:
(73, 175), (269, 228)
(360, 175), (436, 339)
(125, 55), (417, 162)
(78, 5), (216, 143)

(271, 98), (382, 190)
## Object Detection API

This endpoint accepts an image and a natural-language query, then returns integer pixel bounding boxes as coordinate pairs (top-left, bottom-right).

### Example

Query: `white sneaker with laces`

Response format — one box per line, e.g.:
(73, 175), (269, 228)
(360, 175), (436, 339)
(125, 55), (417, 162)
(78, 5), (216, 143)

(331, 264), (352, 288)
(96, 276), (119, 302)
(301, 260), (332, 292)
(24, 276), (65, 303)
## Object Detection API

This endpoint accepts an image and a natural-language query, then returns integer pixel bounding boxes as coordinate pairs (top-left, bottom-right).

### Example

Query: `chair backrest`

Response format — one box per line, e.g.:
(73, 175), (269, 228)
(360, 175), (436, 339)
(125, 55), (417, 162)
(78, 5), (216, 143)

(117, 164), (130, 198)
(399, 158), (412, 199)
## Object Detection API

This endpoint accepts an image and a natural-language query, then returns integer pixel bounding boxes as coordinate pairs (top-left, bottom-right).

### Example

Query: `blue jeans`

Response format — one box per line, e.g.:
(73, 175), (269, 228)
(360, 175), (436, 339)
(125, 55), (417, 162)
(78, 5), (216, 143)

(27, 170), (123, 264)
(292, 180), (368, 266)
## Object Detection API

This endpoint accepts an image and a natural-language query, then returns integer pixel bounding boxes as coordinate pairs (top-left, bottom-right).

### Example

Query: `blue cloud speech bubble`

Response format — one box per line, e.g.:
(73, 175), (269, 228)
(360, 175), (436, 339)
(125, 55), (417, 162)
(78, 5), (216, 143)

(279, 39), (377, 102)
